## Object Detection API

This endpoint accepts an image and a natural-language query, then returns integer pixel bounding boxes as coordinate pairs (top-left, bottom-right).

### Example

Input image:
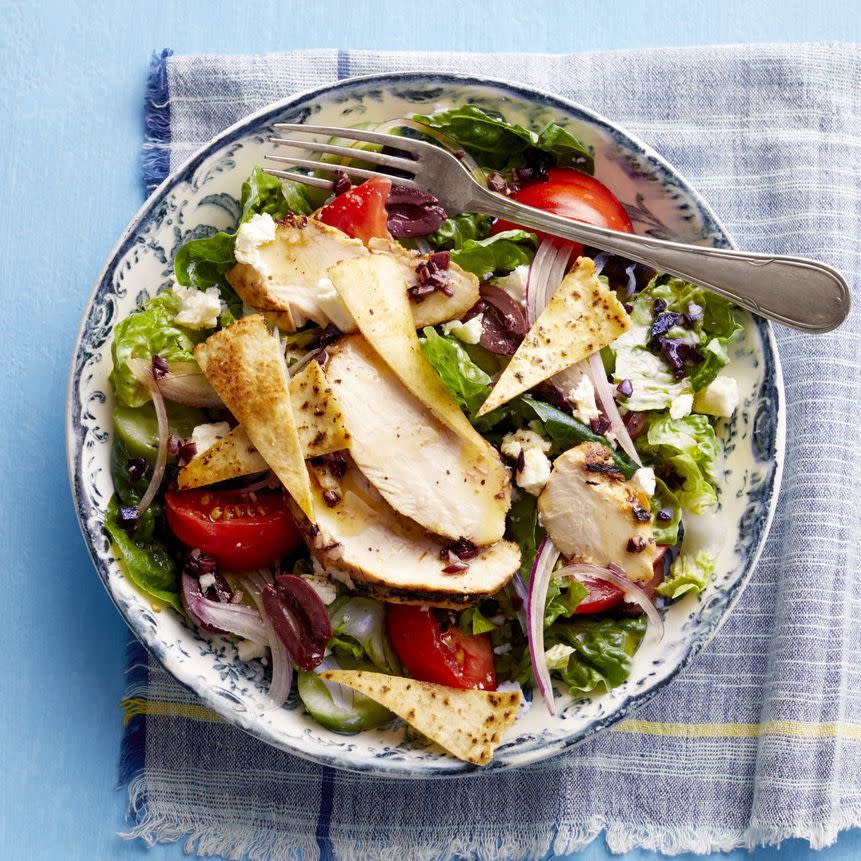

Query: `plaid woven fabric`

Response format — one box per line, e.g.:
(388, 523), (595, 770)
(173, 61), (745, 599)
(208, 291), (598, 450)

(123, 44), (861, 860)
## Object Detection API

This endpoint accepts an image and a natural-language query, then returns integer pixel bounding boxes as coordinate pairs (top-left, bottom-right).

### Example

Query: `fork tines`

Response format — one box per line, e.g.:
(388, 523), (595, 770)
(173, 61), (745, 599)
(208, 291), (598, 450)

(264, 123), (422, 188)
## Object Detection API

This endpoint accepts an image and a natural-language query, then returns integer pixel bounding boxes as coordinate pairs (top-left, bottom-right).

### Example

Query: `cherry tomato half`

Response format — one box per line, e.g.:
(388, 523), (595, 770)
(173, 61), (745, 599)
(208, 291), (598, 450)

(318, 176), (392, 244)
(386, 604), (496, 690)
(491, 167), (634, 253)
(165, 489), (301, 570)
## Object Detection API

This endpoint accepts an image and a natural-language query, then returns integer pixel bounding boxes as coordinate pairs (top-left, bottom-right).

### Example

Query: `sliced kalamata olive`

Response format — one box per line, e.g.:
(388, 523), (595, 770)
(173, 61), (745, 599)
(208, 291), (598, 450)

(623, 410), (649, 439)
(261, 574), (331, 670)
(385, 186), (447, 238)
(463, 285), (528, 356)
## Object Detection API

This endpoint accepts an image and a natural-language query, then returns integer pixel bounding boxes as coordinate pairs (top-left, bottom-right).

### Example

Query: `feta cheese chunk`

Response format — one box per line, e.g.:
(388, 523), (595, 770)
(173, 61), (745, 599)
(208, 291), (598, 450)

(190, 421), (231, 457)
(491, 264), (529, 307)
(442, 314), (484, 345)
(517, 448), (552, 496)
(172, 284), (224, 330)
(565, 372), (602, 427)
(301, 574), (338, 606)
(500, 429), (551, 460)
(236, 639), (268, 662)
(669, 392), (694, 419)
(198, 573), (216, 592)
(693, 375), (739, 417)
(631, 467), (656, 498)
(234, 212), (277, 264)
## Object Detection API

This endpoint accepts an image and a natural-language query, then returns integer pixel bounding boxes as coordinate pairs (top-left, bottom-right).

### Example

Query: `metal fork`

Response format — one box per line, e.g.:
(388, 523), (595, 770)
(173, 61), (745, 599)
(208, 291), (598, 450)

(268, 123), (850, 333)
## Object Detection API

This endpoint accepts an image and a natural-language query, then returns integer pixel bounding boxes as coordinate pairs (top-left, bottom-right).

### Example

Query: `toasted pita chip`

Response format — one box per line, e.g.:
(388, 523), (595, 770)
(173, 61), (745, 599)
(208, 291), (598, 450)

(320, 670), (522, 765)
(290, 358), (351, 457)
(327, 254), (484, 450)
(178, 426), (267, 489)
(477, 257), (630, 416)
(177, 360), (350, 489)
(194, 315), (314, 517)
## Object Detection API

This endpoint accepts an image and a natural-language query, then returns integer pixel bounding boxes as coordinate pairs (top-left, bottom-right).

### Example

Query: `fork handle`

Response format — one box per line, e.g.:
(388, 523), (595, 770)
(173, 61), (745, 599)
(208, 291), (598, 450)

(471, 192), (850, 333)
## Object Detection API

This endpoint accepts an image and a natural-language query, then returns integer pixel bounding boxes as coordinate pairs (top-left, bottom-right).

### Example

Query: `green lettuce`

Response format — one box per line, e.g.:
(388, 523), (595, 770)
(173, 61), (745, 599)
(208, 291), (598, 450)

(104, 497), (182, 612)
(458, 606), (498, 635)
(544, 576), (589, 627)
(640, 414), (721, 513)
(547, 615), (646, 694)
(327, 597), (400, 674)
(411, 104), (593, 172)
(428, 213), (493, 250)
(506, 492), (544, 581)
(657, 550), (716, 599)
(450, 230), (538, 279)
(109, 291), (202, 408)
(651, 477), (682, 545)
(419, 327), (493, 418)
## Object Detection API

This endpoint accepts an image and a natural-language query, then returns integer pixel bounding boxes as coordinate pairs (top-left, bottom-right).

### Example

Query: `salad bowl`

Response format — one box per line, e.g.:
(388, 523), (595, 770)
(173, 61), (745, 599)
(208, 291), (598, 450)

(67, 72), (784, 777)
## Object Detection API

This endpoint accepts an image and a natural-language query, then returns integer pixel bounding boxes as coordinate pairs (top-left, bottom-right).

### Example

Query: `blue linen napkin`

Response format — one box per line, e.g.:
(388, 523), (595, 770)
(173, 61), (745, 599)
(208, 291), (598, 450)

(122, 44), (861, 859)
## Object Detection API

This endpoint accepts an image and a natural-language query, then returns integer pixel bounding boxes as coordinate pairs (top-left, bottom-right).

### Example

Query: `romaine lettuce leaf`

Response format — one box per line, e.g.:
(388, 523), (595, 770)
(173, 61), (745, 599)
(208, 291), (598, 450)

(450, 229), (538, 279)
(428, 213), (493, 250)
(419, 327), (493, 418)
(651, 477), (682, 545)
(104, 496), (182, 612)
(640, 414), (722, 514)
(411, 105), (593, 172)
(543, 576), (588, 627)
(506, 492), (544, 582)
(109, 291), (202, 408)
(458, 606), (498, 635)
(657, 550), (716, 599)
(547, 615), (646, 694)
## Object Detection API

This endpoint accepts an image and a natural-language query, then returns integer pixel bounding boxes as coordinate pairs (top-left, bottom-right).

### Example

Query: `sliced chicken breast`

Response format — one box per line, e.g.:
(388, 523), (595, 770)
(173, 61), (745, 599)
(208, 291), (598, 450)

(289, 461), (520, 607)
(325, 335), (510, 545)
(537, 442), (656, 582)
(367, 238), (479, 327)
(226, 213), (480, 333)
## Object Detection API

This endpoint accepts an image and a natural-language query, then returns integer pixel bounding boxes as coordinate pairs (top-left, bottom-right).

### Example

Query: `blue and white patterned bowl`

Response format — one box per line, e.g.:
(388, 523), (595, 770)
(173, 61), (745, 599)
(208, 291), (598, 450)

(67, 73), (784, 777)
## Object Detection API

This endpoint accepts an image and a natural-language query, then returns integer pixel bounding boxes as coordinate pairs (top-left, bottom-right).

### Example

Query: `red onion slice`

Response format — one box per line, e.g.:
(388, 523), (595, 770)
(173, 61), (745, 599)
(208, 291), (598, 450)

(526, 538), (562, 715)
(127, 357), (223, 408)
(315, 656), (355, 711)
(183, 579), (268, 644)
(587, 352), (641, 466)
(244, 570), (293, 709)
(556, 562), (664, 641)
(526, 238), (574, 326)
(133, 367), (169, 522)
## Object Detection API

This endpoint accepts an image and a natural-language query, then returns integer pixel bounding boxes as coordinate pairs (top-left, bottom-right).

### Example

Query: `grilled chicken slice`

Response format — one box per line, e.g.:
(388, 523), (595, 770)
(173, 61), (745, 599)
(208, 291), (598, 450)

(226, 213), (480, 332)
(325, 335), (510, 545)
(537, 442), (656, 582)
(227, 214), (368, 330)
(367, 238), (479, 327)
(289, 461), (520, 607)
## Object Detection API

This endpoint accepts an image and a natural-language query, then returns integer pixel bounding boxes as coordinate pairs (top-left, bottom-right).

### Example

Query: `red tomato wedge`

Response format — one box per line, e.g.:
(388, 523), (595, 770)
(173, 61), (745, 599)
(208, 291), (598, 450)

(165, 489), (301, 570)
(386, 604), (496, 690)
(491, 167), (634, 253)
(318, 176), (392, 244)
(573, 546), (670, 614)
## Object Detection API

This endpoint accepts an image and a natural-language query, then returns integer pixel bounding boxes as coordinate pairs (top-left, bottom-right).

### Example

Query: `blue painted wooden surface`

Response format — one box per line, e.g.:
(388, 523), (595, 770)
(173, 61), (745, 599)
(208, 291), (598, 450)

(1, 1), (859, 858)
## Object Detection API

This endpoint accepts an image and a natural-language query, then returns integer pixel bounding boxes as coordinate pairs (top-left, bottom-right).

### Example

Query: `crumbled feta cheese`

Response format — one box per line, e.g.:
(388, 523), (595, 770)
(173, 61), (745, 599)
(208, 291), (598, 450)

(516, 448), (552, 496)
(492, 643), (512, 655)
(693, 375), (739, 418)
(198, 573), (216, 592)
(500, 428), (551, 460)
(236, 639), (268, 662)
(669, 392), (694, 419)
(190, 421), (231, 457)
(442, 315), (484, 345)
(316, 277), (356, 331)
(565, 373), (602, 426)
(545, 643), (575, 670)
(491, 264), (529, 307)
(172, 284), (224, 329)
(302, 573), (338, 605)
(234, 212), (277, 263)
(631, 467), (656, 498)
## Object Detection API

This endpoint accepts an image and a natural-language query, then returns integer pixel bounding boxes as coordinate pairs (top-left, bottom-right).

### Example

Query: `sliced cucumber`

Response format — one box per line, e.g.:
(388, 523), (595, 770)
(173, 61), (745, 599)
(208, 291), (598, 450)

(298, 665), (392, 734)
(113, 402), (206, 462)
